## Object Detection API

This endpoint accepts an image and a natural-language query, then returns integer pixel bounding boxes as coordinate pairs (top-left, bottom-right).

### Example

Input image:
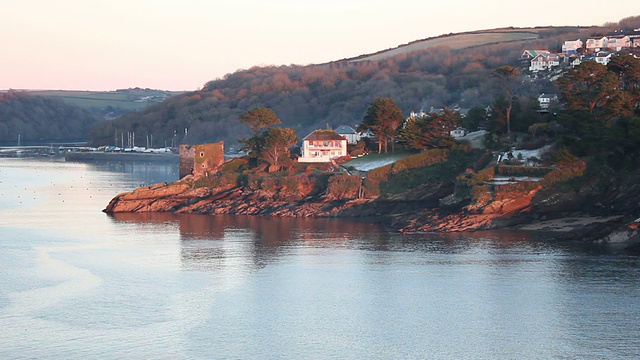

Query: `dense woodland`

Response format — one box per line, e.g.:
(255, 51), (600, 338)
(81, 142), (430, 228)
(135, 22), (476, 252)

(0, 91), (100, 143)
(87, 21), (638, 149)
(2, 17), (638, 149)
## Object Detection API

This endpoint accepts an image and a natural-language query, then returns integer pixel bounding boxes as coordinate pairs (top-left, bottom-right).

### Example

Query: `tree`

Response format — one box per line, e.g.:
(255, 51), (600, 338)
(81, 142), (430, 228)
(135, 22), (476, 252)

(462, 106), (488, 131)
(555, 61), (619, 120)
(360, 97), (404, 153)
(398, 109), (458, 151)
(398, 116), (424, 151)
(238, 107), (282, 134)
(489, 95), (509, 134)
(260, 127), (299, 170)
(420, 109), (458, 149)
(607, 54), (640, 116)
(493, 66), (520, 134)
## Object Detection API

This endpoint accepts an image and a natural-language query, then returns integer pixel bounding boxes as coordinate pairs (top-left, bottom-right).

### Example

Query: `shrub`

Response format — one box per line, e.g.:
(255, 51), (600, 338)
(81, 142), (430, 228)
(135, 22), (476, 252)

(457, 166), (495, 187)
(260, 177), (277, 192)
(474, 150), (494, 170)
(220, 158), (248, 173)
(395, 149), (449, 170)
(277, 175), (302, 195)
(327, 173), (362, 198)
(367, 164), (393, 182)
(390, 161), (407, 174)
(363, 178), (381, 197)
(493, 181), (540, 194)
(470, 185), (491, 202)
(496, 165), (552, 177)
(542, 160), (586, 188)
(247, 174), (262, 190)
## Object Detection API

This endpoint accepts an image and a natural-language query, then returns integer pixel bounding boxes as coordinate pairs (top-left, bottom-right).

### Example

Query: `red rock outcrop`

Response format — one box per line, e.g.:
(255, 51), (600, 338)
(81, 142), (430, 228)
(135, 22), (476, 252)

(104, 175), (375, 218)
(397, 184), (542, 232)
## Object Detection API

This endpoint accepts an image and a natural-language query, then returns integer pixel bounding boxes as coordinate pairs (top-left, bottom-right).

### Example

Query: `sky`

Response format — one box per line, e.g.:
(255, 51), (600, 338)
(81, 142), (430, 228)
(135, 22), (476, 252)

(1, 0), (637, 91)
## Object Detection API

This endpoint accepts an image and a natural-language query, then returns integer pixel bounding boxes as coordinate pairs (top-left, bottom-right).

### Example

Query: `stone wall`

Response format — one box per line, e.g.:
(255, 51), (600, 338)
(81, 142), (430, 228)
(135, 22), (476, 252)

(179, 142), (225, 178)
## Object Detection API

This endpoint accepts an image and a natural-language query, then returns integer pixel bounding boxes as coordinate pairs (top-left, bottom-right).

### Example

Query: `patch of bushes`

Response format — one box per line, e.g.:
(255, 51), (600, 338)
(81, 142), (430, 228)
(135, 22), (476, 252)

(542, 160), (586, 188)
(367, 163), (393, 182)
(260, 177), (277, 192)
(277, 175), (302, 195)
(381, 150), (477, 195)
(493, 181), (541, 194)
(327, 173), (362, 198)
(363, 178), (381, 197)
(220, 158), (249, 173)
(496, 165), (552, 177)
(393, 149), (449, 171)
(193, 172), (240, 189)
(193, 177), (213, 189)
(457, 166), (496, 187)
(473, 150), (494, 170)
(470, 185), (491, 203)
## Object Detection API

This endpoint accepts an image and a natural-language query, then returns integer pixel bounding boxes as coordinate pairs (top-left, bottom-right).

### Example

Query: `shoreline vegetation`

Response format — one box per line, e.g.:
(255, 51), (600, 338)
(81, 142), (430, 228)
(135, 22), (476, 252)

(103, 144), (640, 251)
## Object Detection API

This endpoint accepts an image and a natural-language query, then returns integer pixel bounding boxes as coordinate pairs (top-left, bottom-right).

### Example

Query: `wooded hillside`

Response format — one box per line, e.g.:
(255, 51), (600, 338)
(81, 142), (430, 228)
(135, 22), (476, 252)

(85, 18), (638, 149)
(0, 91), (100, 143)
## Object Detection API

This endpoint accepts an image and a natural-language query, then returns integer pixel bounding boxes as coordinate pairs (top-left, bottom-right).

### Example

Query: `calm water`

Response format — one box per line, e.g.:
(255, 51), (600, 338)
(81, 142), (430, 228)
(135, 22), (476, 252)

(0, 157), (638, 359)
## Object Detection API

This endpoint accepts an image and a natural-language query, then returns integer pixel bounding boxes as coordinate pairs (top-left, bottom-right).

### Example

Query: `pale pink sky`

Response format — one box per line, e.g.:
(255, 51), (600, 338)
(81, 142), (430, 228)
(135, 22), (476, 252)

(1, 0), (636, 91)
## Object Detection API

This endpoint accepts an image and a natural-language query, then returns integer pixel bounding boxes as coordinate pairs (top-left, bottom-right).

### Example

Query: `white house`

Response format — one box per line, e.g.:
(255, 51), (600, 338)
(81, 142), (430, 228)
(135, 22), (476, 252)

(634, 38), (640, 48)
(529, 53), (560, 72)
(607, 36), (631, 51)
(334, 125), (361, 144)
(298, 129), (348, 163)
(568, 54), (582, 67)
(562, 39), (583, 54)
(595, 51), (613, 65)
(408, 110), (428, 118)
(586, 37), (608, 52)
(521, 50), (550, 59)
(449, 127), (468, 138)
(537, 93), (558, 111)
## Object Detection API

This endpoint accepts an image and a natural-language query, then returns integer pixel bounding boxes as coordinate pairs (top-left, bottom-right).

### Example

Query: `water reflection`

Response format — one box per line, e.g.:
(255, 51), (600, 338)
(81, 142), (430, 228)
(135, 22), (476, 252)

(87, 161), (179, 186)
(98, 212), (640, 359)
(109, 211), (638, 281)
(4, 157), (640, 359)
(111, 213), (391, 269)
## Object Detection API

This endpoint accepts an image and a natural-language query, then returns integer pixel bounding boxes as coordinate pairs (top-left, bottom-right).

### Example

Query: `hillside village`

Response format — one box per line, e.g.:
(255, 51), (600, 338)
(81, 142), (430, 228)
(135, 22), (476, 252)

(198, 28), (640, 168)
(102, 19), (640, 244)
(523, 28), (640, 74)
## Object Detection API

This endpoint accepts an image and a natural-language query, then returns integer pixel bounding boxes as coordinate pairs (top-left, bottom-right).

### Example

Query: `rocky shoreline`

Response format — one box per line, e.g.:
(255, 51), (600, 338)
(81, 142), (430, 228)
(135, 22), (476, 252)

(104, 172), (640, 250)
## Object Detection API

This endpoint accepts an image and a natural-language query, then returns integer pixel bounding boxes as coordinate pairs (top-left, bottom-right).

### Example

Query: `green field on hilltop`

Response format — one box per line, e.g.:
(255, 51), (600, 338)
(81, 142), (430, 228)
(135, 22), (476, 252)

(352, 31), (540, 62)
(26, 89), (185, 111)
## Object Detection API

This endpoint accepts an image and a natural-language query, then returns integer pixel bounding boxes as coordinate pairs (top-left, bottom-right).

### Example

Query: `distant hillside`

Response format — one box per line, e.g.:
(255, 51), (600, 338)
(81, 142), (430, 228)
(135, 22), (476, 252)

(87, 18), (639, 149)
(26, 88), (184, 120)
(0, 91), (100, 143)
(349, 27), (600, 63)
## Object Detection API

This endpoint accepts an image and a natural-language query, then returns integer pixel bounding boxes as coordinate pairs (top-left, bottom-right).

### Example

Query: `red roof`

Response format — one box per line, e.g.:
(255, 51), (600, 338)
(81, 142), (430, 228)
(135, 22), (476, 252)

(303, 130), (346, 141)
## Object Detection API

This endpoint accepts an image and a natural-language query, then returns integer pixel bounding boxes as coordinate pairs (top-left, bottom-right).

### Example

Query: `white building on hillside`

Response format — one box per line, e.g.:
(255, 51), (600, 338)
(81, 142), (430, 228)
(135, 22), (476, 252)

(298, 130), (348, 163)
(607, 36), (631, 51)
(538, 93), (558, 111)
(595, 51), (613, 65)
(562, 39), (583, 55)
(334, 125), (361, 144)
(529, 53), (560, 72)
(586, 37), (608, 52)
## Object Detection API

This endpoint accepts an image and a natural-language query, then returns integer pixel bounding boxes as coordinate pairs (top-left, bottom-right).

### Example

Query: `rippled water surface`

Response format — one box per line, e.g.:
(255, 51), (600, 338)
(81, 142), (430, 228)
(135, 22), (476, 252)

(1, 158), (639, 359)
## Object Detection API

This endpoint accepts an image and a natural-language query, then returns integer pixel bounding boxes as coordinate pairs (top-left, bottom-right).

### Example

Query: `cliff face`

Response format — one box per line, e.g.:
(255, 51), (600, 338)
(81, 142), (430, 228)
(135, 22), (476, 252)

(104, 174), (376, 218)
(104, 154), (640, 245)
(395, 184), (542, 233)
